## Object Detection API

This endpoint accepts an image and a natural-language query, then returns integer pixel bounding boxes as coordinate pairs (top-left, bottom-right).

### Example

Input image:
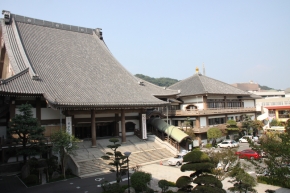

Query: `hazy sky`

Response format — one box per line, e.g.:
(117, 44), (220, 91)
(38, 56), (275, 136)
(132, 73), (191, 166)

(1, 0), (290, 90)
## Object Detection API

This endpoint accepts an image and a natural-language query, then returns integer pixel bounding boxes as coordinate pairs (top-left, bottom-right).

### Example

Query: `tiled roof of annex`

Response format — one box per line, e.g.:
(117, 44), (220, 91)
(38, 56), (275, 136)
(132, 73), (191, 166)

(0, 12), (178, 108)
(168, 73), (251, 97)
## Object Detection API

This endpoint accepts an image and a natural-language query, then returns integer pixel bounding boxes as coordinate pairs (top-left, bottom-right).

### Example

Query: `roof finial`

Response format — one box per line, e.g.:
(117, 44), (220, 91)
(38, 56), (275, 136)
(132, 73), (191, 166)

(195, 67), (199, 74)
(203, 62), (205, 75)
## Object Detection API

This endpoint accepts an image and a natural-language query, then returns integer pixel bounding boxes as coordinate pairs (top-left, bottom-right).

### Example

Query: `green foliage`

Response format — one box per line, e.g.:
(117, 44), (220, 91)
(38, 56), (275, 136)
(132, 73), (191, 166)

(101, 138), (128, 183)
(205, 143), (212, 148)
(158, 179), (169, 193)
(227, 163), (257, 193)
(176, 176), (191, 189)
(176, 150), (225, 192)
(50, 130), (79, 179)
(101, 181), (123, 193)
(135, 74), (179, 87)
(192, 185), (227, 193)
(270, 118), (280, 127)
(130, 171), (152, 192)
(207, 127), (222, 139)
(241, 114), (253, 134)
(183, 151), (210, 163)
(8, 104), (46, 163)
(257, 176), (290, 189)
(249, 132), (290, 188)
(226, 120), (237, 126)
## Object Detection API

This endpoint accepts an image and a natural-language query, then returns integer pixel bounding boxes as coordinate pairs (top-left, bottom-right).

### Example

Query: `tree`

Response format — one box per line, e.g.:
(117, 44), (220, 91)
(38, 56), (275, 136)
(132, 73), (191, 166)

(50, 130), (79, 179)
(208, 149), (239, 181)
(184, 117), (192, 132)
(176, 150), (226, 192)
(8, 103), (45, 163)
(251, 120), (264, 136)
(248, 131), (290, 188)
(241, 114), (253, 135)
(227, 162), (257, 193)
(207, 127), (222, 147)
(101, 138), (128, 183)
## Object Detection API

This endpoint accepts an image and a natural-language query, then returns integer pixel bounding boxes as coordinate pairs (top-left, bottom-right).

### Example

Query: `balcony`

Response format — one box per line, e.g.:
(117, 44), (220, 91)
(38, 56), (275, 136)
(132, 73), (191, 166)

(163, 107), (256, 116)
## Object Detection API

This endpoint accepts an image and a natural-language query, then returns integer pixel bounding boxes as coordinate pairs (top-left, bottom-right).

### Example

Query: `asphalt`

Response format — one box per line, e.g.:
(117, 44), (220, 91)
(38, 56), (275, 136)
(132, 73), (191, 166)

(1, 163), (290, 193)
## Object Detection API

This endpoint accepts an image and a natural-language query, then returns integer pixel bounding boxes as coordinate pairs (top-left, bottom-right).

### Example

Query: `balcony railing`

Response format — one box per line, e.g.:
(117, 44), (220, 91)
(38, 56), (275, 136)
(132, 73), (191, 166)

(162, 107), (256, 116)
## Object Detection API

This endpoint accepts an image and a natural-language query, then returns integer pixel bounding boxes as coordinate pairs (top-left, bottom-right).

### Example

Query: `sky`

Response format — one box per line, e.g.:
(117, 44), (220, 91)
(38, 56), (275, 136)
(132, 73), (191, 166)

(1, 0), (290, 90)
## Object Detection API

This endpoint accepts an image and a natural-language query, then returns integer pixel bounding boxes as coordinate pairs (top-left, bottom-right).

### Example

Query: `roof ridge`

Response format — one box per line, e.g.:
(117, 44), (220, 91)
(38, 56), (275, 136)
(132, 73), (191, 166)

(11, 13), (96, 35)
(0, 67), (29, 84)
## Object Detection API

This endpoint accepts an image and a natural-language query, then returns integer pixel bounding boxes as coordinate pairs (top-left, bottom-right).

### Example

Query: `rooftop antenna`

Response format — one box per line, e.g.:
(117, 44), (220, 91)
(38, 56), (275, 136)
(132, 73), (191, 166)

(203, 62), (205, 75)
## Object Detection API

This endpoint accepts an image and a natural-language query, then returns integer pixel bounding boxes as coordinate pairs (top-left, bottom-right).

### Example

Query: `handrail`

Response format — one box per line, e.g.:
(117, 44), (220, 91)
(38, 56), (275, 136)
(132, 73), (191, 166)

(140, 147), (152, 160)
(152, 146), (166, 158)
(97, 143), (107, 154)
(128, 140), (141, 151)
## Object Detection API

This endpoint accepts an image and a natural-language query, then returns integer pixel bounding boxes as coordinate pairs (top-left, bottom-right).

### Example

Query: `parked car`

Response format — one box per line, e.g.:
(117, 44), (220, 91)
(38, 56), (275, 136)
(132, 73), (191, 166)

(168, 154), (184, 166)
(239, 135), (253, 143)
(235, 149), (261, 160)
(217, 140), (239, 148)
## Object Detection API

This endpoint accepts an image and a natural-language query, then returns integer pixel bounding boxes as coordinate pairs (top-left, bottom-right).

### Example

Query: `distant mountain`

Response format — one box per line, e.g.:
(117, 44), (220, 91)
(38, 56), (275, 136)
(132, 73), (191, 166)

(135, 74), (277, 90)
(135, 74), (179, 87)
(259, 85), (276, 90)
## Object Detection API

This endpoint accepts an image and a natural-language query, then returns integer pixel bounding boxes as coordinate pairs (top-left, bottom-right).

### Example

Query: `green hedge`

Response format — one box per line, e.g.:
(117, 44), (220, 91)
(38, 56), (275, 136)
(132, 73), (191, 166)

(257, 176), (290, 189)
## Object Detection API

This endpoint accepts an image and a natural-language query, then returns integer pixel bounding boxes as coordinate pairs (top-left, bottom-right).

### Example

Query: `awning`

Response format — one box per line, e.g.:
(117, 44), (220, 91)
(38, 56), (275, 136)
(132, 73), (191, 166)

(148, 118), (189, 143)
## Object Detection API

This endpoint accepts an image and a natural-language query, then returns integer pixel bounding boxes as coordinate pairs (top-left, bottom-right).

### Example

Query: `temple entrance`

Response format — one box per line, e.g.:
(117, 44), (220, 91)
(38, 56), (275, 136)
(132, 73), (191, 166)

(75, 122), (114, 139)
(96, 122), (114, 137)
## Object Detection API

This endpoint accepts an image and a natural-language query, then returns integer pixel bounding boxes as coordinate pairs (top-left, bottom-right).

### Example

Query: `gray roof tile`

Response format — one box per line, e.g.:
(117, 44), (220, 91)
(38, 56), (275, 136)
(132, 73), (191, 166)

(168, 73), (251, 97)
(0, 13), (178, 108)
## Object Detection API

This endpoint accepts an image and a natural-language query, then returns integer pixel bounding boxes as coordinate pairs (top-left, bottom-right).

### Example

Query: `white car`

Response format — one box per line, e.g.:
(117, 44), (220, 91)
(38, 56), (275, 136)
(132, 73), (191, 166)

(217, 140), (239, 148)
(168, 154), (184, 166)
(239, 135), (253, 143)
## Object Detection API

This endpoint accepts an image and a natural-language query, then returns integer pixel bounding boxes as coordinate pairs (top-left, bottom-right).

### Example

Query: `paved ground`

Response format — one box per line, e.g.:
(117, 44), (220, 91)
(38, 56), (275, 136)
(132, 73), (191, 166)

(141, 163), (290, 193)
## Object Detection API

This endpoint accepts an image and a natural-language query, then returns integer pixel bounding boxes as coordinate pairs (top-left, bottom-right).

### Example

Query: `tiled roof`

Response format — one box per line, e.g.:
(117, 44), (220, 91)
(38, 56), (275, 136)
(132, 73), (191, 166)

(168, 73), (251, 97)
(0, 13), (178, 108)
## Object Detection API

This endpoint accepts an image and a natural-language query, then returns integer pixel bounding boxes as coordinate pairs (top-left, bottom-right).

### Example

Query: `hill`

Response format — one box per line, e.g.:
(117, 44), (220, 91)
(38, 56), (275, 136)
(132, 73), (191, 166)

(135, 74), (179, 87)
(135, 74), (277, 90)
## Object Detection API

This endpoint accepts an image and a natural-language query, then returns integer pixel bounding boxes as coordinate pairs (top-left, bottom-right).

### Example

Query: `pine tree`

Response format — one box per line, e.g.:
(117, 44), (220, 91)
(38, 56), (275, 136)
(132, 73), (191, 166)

(176, 150), (226, 192)
(8, 103), (45, 163)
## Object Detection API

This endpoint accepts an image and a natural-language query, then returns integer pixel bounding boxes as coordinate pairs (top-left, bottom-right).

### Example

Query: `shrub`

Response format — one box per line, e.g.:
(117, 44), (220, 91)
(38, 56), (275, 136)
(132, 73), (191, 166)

(65, 168), (73, 175)
(131, 171), (152, 192)
(205, 143), (212, 148)
(23, 174), (38, 186)
(158, 179), (169, 193)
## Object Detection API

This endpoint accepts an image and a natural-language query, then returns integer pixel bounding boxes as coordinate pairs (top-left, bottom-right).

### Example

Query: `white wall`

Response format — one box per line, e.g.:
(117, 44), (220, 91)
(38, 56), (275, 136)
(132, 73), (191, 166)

(244, 100), (255, 107)
(181, 96), (203, 103)
(200, 117), (207, 127)
(41, 108), (65, 120)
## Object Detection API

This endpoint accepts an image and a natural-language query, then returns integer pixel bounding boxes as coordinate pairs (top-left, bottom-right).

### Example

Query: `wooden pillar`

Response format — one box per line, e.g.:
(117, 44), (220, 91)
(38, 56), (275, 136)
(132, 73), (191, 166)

(203, 96), (207, 109)
(91, 110), (96, 147)
(224, 96), (227, 109)
(115, 113), (119, 137)
(195, 117), (200, 128)
(36, 97), (41, 123)
(139, 113), (142, 131)
(205, 116), (208, 127)
(121, 109), (126, 143)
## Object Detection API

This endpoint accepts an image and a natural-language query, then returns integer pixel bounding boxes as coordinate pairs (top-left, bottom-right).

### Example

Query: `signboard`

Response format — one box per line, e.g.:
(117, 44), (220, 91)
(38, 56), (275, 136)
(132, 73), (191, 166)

(142, 114), (147, 139)
(193, 140), (199, 147)
(66, 117), (72, 135)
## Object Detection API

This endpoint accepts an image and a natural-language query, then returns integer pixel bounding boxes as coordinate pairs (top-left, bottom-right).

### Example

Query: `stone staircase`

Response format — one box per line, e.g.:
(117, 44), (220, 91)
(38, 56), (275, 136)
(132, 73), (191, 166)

(72, 136), (176, 178)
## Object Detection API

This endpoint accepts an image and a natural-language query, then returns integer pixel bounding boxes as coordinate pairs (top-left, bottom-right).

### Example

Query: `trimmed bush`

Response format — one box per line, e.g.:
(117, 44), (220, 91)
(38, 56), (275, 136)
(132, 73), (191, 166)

(23, 174), (38, 186)
(131, 171), (152, 192)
